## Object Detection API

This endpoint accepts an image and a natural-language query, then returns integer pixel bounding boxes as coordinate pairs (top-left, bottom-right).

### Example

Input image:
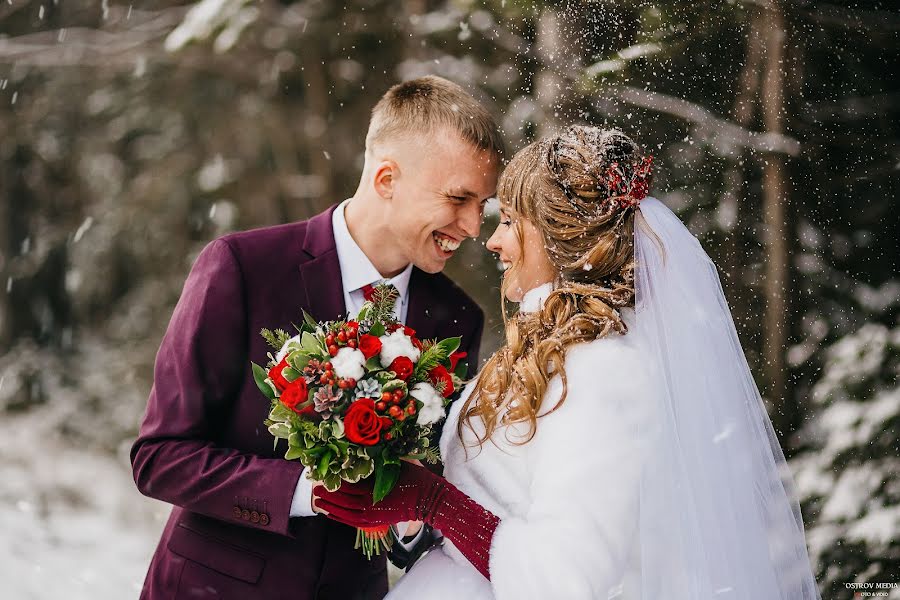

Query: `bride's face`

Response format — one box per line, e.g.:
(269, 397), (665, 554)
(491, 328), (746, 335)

(486, 205), (556, 302)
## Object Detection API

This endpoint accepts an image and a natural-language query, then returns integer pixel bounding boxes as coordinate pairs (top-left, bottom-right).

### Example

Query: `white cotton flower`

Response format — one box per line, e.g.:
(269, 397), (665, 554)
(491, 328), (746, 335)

(331, 347), (366, 381)
(378, 328), (421, 368)
(410, 382), (444, 426)
(275, 334), (302, 363)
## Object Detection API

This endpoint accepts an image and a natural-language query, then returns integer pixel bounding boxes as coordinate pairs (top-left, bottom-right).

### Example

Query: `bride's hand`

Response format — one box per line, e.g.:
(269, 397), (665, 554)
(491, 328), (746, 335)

(398, 459), (424, 535)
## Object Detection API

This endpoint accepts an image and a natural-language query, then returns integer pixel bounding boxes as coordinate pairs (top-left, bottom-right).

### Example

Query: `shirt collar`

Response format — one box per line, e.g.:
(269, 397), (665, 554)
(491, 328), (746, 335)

(332, 199), (413, 299)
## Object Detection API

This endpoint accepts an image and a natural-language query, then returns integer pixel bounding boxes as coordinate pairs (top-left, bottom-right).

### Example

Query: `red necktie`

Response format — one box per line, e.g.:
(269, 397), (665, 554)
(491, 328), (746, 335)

(361, 284), (376, 302)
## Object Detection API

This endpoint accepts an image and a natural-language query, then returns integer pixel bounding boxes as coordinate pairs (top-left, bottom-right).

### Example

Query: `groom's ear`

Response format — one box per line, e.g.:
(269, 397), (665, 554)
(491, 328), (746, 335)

(373, 160), (398, 201)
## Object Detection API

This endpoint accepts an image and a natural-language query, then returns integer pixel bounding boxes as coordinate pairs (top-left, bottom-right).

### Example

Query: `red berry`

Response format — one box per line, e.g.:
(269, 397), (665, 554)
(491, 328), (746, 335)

(406, 404), (416, 415)
(346, 378), (356, 388)
(389, 406), (402, 418)
(337, 331), (347, 343)
(323, 362), (333, 371)
(328, 345), (338, 356)
(348, 340), (357, 349)
(337, 379), (349, 389)
(381, 392), (392, 402)
(396, 412), (406, 421)
(384, 432), (393, 440)
(393, 390), (404, 400)
(326, 334), (335, 346)
(375, 401), (387, 411)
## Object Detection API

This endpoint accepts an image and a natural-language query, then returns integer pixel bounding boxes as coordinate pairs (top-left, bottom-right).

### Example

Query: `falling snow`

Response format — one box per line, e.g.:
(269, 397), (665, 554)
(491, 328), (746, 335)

(0, 1), (895, 598)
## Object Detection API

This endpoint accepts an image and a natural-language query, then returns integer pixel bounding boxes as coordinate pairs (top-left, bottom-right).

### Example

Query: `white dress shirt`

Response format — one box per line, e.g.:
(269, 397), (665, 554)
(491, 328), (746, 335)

(290, 199), (414, 522)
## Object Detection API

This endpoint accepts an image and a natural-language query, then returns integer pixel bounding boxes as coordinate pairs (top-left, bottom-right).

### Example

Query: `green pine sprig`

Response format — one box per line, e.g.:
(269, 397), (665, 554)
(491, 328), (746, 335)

(261, 328), (292, 350)
(368, 283), (400, 324)
(423, 445), (441, 465)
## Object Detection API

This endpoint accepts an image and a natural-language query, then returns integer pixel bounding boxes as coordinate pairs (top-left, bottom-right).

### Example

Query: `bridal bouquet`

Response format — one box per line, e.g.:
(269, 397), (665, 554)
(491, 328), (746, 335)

(251, 284), (467, 558)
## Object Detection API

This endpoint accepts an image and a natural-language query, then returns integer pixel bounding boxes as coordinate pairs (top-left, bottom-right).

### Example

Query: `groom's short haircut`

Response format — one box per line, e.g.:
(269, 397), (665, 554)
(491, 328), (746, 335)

(366, 75), (505, 160)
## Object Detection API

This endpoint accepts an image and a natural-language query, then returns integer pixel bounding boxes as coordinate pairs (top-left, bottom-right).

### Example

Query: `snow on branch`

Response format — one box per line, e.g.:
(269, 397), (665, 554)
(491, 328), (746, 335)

(599, 85), (802, 157)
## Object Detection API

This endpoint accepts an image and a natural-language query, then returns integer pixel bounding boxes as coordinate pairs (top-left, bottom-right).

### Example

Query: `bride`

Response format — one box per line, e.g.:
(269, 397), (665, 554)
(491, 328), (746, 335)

(315, 126), (821, 599)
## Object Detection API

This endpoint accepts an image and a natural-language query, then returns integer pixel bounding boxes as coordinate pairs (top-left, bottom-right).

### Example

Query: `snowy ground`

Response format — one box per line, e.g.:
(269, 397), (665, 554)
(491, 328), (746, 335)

(0, 412), (166, 600)
(0, 407), (410, 599)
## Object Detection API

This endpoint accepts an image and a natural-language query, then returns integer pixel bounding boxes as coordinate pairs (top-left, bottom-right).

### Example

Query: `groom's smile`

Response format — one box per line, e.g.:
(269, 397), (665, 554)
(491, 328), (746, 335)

(433, 231), (462, 254)
(383, 130), (499, 274)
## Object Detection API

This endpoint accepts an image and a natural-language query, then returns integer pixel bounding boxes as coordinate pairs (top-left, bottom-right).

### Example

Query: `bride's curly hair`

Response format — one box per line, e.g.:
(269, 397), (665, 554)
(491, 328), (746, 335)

(459, 125), (652, 448)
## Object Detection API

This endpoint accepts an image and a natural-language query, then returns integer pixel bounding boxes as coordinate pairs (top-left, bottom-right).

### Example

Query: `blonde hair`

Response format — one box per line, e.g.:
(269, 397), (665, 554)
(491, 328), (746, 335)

(366, 75), (505, 159)
(459, 126), (651, 447)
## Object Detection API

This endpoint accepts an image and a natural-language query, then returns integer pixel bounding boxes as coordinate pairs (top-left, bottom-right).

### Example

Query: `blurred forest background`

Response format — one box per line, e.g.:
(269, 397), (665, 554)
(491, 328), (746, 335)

(0, 0), (897, 598)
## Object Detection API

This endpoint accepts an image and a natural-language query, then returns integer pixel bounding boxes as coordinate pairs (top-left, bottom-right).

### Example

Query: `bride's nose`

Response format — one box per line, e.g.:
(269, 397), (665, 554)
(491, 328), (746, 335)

(486, 226), (502, 253)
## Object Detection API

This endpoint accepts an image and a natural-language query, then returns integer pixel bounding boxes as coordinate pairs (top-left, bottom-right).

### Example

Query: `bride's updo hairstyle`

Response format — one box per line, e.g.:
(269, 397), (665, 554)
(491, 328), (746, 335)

(460, 125), (653, 447)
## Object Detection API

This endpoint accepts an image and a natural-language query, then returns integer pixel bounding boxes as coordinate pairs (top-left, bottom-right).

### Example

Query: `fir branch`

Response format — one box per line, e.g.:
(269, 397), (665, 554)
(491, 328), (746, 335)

(368, 283), (400, 324)
(261, 327), (292, 350)
(423, 445), (442, 465)
(414, 343), (446, 376)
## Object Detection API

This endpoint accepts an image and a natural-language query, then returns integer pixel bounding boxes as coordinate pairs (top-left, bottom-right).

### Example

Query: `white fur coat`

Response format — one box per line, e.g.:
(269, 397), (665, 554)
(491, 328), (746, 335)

(388, 288), (659, 600)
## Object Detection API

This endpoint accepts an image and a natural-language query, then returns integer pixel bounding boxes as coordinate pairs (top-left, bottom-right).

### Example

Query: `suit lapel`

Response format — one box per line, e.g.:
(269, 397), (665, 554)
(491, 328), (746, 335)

(298, 205), (346, 323)
(406, 268), (440, 341)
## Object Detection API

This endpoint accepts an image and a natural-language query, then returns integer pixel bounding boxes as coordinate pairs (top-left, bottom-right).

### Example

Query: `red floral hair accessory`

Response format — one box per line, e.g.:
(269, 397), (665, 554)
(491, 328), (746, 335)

(603, 155), (654, 210)
(546, 134), (654, 213)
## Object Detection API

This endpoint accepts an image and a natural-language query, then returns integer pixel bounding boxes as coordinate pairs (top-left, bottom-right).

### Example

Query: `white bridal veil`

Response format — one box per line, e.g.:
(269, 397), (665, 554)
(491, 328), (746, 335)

(631, 197), (820, 599)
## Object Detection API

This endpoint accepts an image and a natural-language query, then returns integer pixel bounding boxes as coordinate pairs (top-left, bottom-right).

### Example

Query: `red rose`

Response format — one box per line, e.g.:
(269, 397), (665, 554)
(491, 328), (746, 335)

(358, 334), (382, 359)
(268, 358), (292, 392)
(448, 351), (467, 373)
(389, 356), (414, 380)
(280, 378), (313, 416)
(344, 398), (383, 446)
(428, 364), (454, 398)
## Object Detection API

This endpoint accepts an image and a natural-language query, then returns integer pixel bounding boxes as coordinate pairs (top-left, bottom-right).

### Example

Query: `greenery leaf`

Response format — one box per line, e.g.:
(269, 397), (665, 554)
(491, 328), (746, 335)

(437, 337), (461, 356)
(302, 309), (319, 331)
(342, 456), (375, 482)
(288, 352), (311, 372)
(372, 460), (401, 504)
(252, 362), (277, 400)
(269, 402), (293, 422)
(315, 449), (334, 480)
(301, 331), (321, 354)
(321, 472), (342, 492)
(331, 416), (345, 439)
(267, 422), (291, 439)
(285, 446), (304, 460)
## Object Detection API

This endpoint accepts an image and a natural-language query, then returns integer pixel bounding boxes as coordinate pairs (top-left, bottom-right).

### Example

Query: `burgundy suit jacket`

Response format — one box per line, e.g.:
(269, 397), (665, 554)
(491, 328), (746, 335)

(131, 205), (484, 600)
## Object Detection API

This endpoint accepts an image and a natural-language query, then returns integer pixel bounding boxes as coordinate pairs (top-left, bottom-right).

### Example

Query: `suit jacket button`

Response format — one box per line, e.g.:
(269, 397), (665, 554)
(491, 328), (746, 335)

(241, 509), (250, 521)
(232, 506), (242, 519)
(259, 513), (270, 526)
(250, 511), (260, 523)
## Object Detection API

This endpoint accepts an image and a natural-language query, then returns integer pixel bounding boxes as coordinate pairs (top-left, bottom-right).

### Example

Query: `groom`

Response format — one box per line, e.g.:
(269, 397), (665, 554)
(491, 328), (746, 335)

(131, 75), (503, 599)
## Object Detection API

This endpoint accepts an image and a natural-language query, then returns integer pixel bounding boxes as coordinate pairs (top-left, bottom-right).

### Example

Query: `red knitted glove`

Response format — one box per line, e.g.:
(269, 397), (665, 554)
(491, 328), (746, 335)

(315, 462), (499, 579)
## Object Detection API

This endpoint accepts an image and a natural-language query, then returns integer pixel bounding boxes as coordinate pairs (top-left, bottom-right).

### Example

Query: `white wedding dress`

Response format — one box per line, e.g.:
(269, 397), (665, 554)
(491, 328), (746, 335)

(388, 283), (658, 600)
(388, 197), (821, 600)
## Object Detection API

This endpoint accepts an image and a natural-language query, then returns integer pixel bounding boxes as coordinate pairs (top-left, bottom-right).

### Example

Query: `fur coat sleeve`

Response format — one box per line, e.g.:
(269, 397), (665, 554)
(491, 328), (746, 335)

(487, 335), (659, 599)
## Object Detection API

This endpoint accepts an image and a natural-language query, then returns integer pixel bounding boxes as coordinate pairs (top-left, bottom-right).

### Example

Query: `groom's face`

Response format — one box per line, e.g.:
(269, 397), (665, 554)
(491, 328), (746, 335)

(386, 131), (499, 274)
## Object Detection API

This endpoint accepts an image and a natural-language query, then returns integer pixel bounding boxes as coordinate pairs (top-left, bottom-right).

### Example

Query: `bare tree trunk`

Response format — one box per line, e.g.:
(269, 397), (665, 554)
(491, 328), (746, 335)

(534, 9), (568, 136)
(760, 1), (792, 433)
(719, 10), (765, 321)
